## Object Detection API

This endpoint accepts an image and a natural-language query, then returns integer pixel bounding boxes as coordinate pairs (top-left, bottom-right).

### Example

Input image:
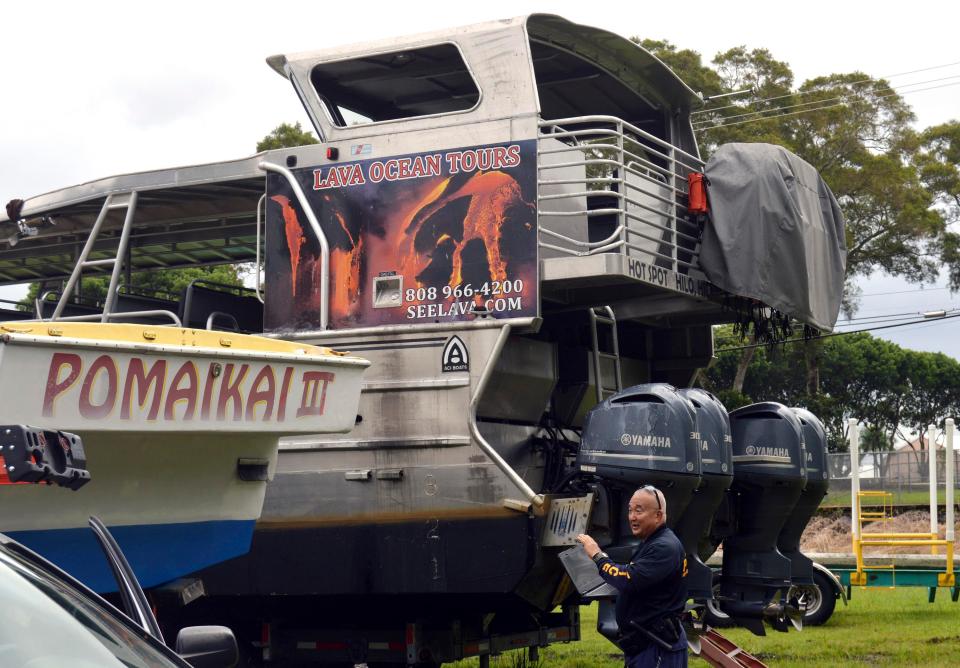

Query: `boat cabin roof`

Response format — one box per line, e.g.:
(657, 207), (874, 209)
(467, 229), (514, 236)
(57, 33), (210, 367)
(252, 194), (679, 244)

(0, 14), (700, 287)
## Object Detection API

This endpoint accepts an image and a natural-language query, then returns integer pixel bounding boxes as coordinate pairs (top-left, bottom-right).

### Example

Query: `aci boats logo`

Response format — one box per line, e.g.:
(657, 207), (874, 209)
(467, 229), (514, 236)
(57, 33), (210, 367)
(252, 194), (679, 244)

(441, 336), (469, 373)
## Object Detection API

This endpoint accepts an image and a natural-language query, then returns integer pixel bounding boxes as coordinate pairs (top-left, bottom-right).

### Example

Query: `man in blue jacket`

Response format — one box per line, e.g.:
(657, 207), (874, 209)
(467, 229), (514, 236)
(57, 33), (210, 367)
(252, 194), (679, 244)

(577, 485), (688, 667)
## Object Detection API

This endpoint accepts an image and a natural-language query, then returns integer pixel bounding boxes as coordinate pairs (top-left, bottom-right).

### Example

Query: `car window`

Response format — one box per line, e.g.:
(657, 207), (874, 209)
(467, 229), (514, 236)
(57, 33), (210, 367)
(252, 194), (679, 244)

(0, 552), (182, 667)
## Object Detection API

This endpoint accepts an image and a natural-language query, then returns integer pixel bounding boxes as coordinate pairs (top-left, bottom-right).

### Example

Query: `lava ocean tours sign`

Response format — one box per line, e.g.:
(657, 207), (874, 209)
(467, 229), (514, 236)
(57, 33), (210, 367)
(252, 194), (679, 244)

(264, 140), (538, 331)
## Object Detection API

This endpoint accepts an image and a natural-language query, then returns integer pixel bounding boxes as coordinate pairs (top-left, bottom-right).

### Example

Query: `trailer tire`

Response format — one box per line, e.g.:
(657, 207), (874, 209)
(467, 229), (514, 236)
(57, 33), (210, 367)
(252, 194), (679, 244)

(796, 569), (837, 626)
(703, 583), (735, 628)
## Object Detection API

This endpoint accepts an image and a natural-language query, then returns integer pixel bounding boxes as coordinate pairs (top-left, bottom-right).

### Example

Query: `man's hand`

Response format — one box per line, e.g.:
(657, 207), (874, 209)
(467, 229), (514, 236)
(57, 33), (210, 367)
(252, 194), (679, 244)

(576, 533), (600, 558)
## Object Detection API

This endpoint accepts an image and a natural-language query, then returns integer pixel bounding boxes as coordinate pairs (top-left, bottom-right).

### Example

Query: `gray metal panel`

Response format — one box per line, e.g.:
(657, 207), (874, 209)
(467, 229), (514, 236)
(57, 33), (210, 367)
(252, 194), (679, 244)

(277, 18), (538, 143)
(476, 336), (557, 424)
(267, 324), (545, 527)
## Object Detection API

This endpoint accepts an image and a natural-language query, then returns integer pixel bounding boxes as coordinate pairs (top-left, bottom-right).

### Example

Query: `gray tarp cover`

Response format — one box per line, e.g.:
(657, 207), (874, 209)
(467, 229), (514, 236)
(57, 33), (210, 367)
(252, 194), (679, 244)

(700, 143), (847, 332)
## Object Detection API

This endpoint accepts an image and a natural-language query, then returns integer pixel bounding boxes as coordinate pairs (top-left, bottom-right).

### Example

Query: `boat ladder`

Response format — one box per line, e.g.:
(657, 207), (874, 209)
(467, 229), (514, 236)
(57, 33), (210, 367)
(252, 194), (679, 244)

(589, 306), (622, 403)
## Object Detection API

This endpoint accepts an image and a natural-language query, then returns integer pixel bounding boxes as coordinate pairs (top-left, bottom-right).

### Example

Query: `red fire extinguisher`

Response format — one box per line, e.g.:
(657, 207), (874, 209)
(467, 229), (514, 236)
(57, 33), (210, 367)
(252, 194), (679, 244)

(687, 172), (709, 215)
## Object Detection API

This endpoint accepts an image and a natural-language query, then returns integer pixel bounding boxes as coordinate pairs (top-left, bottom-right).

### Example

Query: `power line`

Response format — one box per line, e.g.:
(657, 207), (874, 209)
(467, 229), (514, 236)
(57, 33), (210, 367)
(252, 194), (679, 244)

(836, 313), (939, 326)
(692, 74), (960, 128)
(715, 311), (960, 353)
(859, 286), (950, 297)
(694, 81), (960, 130)
(693, 80), (960, 130)
(691, 59), (960, 116)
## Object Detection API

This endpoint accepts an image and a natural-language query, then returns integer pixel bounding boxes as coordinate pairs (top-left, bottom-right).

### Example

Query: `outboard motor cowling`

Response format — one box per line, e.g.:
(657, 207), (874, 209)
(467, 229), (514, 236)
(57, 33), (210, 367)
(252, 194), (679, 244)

(578, 383), (702, 538)
(720, 402), (807, 634)
(672, 388), (733, 601)
(778, 408), (830, 585)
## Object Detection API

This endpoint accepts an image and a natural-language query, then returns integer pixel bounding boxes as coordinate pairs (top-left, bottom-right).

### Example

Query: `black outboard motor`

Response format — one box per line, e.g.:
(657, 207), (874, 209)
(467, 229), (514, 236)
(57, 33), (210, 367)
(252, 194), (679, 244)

(578, 383), (702, 544)
(720, 402), (807, 634)
(577, 384), (701, 643)
(672, 389), (734, 601)
(778, 408), (830, 586)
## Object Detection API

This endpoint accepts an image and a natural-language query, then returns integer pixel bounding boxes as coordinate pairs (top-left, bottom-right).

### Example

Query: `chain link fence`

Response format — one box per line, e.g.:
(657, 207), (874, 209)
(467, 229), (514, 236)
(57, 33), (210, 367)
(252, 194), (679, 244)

(824, 450), (960, 507)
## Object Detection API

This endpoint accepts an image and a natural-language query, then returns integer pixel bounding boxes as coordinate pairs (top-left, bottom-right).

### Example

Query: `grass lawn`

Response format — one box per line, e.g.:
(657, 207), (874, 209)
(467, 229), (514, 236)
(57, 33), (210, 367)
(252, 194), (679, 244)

(821, 488), (957, 508)
(451, 587), (960, 667)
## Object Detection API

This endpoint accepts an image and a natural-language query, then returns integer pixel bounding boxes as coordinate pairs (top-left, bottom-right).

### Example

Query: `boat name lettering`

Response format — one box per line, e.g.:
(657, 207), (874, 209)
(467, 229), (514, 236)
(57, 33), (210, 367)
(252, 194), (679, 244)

(41, 352), (334, 423)
(313, 145), (522, 191)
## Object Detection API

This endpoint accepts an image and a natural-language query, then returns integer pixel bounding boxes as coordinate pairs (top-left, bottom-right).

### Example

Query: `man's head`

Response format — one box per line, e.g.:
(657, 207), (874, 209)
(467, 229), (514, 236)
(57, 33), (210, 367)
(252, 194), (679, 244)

(628, 485), (666, 539)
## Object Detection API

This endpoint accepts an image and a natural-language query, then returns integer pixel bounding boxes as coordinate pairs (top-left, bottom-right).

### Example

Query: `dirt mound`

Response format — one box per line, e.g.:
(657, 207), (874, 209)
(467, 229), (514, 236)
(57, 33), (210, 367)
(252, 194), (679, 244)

(801, 511), (960, 554)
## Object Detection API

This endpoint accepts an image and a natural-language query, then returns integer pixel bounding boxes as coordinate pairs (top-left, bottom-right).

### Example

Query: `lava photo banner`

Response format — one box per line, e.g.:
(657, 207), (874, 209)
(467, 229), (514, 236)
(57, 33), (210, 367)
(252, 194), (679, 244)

(265, 140), (538, 331)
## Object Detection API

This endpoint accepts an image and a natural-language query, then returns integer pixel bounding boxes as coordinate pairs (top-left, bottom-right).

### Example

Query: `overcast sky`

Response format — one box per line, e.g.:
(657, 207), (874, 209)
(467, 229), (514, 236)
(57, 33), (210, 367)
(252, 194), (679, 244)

(2, 1), (959, 353)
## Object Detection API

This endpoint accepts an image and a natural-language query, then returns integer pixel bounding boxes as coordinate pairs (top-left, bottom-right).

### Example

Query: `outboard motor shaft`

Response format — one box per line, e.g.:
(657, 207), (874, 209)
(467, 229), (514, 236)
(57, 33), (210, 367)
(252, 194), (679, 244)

(720, 402), (807, 634)
(672, 389), (733, 601)
(778, 408), (830, 585)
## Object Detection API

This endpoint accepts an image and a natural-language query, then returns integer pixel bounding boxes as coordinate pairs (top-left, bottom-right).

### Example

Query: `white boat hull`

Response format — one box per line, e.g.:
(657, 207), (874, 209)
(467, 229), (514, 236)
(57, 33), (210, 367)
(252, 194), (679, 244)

(0, 323), (368, 590)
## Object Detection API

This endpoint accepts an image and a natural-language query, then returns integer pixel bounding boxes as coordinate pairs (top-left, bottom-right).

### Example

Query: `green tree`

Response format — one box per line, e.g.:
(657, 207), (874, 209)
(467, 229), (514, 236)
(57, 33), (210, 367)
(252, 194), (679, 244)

(26, 265), (244, 311)
(648, 43), (955, 311)
(639, 39), (959, 407)
(699, 329), (960, 453)
(256, 122), (319, 152)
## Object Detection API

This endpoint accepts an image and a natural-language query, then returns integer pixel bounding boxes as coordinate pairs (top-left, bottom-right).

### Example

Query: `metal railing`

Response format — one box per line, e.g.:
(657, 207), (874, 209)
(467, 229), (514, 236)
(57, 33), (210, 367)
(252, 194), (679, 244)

(537, 115), (705, 275)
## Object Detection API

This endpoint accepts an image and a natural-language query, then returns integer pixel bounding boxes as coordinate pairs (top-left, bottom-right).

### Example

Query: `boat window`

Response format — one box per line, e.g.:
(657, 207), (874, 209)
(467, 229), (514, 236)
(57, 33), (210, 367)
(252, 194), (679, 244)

(310, 43), (480, 127)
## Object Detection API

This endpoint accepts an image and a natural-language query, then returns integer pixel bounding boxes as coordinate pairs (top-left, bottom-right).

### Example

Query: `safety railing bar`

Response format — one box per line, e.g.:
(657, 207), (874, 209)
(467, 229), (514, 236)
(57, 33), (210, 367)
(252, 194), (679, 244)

(538, 130), (703, 176)
(537, 177), (619, 187)
(81, 258), (117, 268)
(539, 115), (705, 168)
(618, 230), (675, 256)
(539, 208), (624, 218)
(538, 126), (704, 175)
(537, 189), (623, 202)
(536, 210), (699, 246)
(206, 311), (240, 331)
(259, 161), (329, 330)
(623, 153), (677, 183)
(537, 143), (693, 190)
(624, 202), (684, 232)
(101, 190), (139, 322)
(537, 157), (624, 171)
(622, 178), (680, 210)
(52, 195), (113, 320)
(254, 194), (266, 305)
(586, 241), (628, 256)
(535, 145), (623, 160)
(539, 224), (625, 248)
(623, 216), (700, 245)
(537, 128), (621, 142)
(21, 310), (185, 326)
(107, 310), (182, 326)
(622, 194), (685, 228)
(468, 324), (543, 509)
(538, 240), (626, 258)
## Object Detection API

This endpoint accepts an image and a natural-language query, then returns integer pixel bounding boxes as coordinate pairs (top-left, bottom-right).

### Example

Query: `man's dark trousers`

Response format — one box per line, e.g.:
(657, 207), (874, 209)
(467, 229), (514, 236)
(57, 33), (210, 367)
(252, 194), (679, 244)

(624, 628), (687, 668)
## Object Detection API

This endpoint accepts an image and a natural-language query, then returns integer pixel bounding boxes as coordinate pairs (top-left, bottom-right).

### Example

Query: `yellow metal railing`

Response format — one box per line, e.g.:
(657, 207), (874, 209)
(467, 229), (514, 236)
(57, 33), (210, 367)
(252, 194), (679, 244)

(851, 490), (956, 588)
